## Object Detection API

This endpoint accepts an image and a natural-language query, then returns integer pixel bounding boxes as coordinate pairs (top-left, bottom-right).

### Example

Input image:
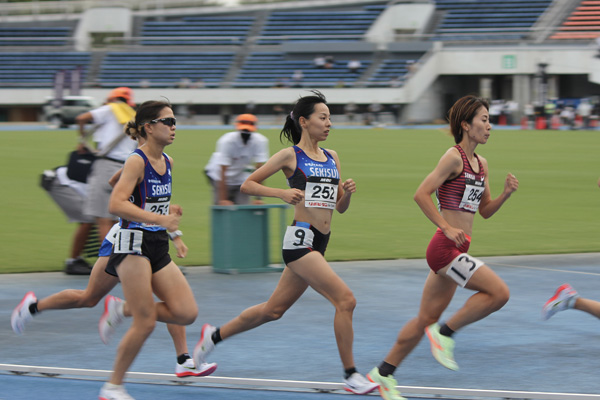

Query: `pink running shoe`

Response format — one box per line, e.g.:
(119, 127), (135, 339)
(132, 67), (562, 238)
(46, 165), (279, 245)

(542, 283), (579, 321)
(11, 291), (37, 335)
(99, 295), (124, 344)
(175, 358), (217, 378)
(193, 324), (217, 367)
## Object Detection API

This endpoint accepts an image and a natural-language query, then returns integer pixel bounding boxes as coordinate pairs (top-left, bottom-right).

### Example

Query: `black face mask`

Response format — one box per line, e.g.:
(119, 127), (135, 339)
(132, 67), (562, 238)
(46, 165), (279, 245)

(240, 130), (251, 144)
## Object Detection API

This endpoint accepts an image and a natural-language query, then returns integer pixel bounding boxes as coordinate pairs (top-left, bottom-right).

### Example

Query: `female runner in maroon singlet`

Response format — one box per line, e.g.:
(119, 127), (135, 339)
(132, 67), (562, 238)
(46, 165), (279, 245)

(366, 95), (519, 400)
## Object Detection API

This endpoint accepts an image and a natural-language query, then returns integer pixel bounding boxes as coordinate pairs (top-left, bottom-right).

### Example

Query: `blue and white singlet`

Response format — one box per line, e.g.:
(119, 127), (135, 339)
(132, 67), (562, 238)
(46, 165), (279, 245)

(287, 145), (340, 209)
(120, 148), (172, 231)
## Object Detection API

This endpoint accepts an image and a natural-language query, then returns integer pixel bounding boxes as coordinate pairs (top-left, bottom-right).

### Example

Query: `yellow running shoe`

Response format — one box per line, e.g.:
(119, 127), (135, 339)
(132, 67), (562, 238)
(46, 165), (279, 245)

(366, 367), (406, 400)
(425, 323), (458, 371)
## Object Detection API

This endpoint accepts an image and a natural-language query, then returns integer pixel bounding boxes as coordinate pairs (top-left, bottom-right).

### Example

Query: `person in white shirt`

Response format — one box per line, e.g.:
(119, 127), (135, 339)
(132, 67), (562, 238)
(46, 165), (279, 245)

(347, 59), (362, 73)
(76, 87), (137, 242)
(313, 55), (326, 68)
(205, 114), (269, 205)
(577, 98), (593, 129)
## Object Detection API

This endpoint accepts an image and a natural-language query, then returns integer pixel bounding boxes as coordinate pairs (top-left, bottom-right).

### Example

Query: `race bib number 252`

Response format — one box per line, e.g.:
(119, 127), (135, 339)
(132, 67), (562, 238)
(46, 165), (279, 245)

(305, 177), (339, 209)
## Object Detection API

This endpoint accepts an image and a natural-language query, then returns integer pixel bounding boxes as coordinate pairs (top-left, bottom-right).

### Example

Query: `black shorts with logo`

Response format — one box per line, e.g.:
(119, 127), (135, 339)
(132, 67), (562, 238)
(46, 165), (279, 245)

(105, 228), (172, 277)
(282, 221), (330, 265)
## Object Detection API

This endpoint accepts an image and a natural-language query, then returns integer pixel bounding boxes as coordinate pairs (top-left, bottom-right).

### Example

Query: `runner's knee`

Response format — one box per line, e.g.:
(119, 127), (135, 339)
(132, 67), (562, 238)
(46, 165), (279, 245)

(490, 283), (510, 311)
(80, 296), (102, 308)
(133, 316), (157, 337)
(416, 313), (439, 328)
(79, 291), (105, 308)
(263, 304), (288, 322)
(164, 301), (198, 325)
(335, 290), (356, 314)
(175, 306), (198, 325)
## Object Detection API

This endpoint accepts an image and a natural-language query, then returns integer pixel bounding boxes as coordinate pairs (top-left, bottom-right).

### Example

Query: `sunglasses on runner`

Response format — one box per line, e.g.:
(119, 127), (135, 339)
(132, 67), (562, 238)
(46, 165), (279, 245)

(149, 117), (177, 127)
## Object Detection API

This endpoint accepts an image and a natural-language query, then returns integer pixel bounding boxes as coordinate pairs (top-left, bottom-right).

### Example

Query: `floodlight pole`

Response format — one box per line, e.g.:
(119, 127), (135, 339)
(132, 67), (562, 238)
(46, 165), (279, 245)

(537, 62), (548, 106)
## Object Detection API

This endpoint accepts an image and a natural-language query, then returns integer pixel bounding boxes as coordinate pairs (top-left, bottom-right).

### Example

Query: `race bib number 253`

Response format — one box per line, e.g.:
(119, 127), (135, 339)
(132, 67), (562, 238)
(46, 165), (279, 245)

(142, 196), (170, 228)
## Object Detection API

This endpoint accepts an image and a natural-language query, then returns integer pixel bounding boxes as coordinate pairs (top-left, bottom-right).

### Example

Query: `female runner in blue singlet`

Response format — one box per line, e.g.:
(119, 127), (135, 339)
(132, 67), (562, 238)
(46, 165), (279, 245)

(193, 90), (378, 395)
(11, 136), (213, 383)
(366, 95), (519, 400)
(98, 100), (202, 400)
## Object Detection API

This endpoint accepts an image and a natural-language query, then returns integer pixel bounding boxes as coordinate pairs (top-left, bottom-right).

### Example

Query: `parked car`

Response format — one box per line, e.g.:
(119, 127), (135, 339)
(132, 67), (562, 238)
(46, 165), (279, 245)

(43, 96), (96, 128)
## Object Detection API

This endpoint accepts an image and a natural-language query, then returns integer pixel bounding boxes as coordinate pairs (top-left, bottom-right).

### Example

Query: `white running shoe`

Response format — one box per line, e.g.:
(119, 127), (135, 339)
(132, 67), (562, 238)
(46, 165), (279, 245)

(99, 295), (124, 344)
(175, 358), (218, 378)
(343, 372), (379, 395)
(98, 383), (135, 400)
(542, 283), (579, 321)
(11, 291), (37, 335)
(193, 324), (216, 366)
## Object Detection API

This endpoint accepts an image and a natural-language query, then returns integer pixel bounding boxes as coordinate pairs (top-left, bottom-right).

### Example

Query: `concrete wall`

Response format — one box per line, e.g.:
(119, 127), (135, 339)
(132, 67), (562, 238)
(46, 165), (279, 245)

(366, 3), (436, 45)
(74, 7), (132, 51)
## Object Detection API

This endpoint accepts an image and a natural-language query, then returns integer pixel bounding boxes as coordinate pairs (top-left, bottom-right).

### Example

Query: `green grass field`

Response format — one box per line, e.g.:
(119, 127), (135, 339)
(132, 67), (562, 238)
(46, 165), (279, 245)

(2, 126), (598, 273)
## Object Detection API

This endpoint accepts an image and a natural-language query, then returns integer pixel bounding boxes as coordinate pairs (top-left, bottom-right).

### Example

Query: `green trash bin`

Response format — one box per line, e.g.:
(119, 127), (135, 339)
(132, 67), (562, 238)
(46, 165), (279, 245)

(211, 204), (289, 274)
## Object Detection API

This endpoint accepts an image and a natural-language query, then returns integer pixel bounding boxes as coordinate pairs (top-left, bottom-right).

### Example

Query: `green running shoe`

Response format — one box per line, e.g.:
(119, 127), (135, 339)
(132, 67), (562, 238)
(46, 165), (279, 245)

(425, 323), (459, 371)
(366, 367), (406, 400)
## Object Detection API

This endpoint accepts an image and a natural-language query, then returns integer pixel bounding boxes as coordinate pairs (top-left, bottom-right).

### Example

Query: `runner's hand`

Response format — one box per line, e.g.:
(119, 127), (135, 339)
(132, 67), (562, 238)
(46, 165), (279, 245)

(442, 226), (468, 247)
(281, 189), (304, 205)
(504, 173), (519, 195)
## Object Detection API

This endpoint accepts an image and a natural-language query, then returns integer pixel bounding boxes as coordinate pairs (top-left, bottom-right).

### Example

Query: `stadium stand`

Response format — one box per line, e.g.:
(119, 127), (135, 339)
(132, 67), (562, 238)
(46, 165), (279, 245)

(432, 0), (554, 41)
(140, 15), (255, 45)
(233, 52), (370, 88)
(1, 0), (598, 126)
(0, 27), (72, 46)
(96, 52), (234, 88)
(256, 3), (386, 45)
(367, 58), (416, 88)
(0, 52), (90, 87)
(549, 0), (600, 40)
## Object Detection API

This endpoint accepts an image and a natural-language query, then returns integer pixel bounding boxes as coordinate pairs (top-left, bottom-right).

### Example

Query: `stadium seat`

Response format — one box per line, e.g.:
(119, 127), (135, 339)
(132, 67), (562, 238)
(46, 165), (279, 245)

(0, 52), (90, 87)
(97, 52), (235, 88)
(0, 27), (71, 46)
(256, 5), (384, 45)
(140, 16), (254, 46)
(367, 59), (416, 87)
(432, 0), (553, 42)
(550, 0), (600, 40)
(233, 52), (371, 88)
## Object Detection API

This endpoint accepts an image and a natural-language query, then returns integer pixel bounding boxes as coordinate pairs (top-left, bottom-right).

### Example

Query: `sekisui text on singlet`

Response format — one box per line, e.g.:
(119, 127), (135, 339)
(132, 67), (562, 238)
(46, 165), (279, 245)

(436, 145), (485, 213)
(120, 148), (172, 231)
(287, 145), (339, 209)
